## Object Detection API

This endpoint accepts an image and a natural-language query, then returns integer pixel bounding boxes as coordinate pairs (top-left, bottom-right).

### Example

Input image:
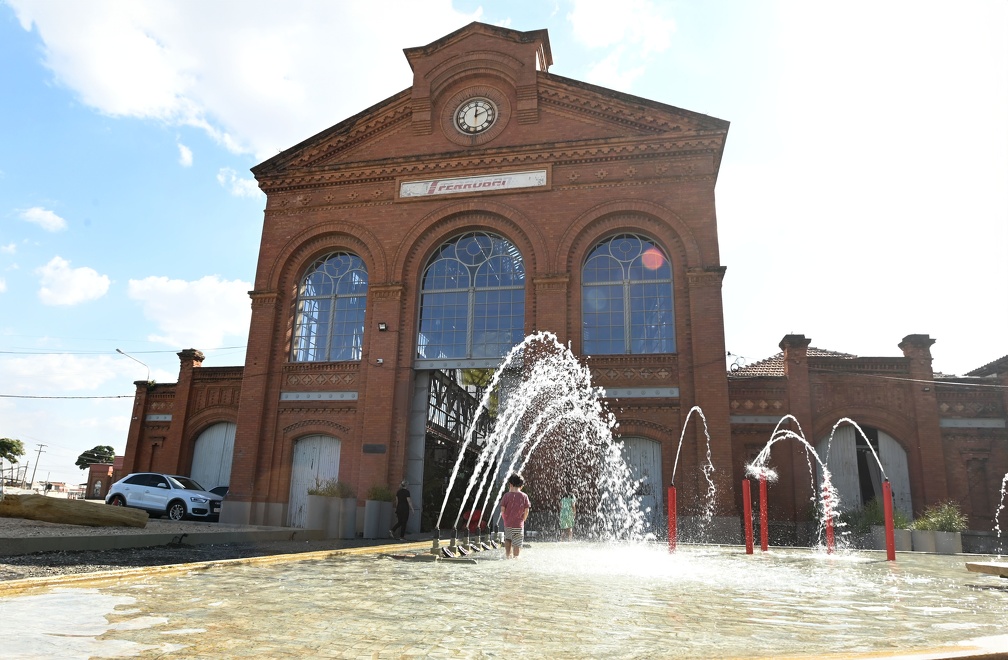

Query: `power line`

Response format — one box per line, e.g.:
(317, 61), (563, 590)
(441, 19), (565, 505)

(0, 394), (134, 399)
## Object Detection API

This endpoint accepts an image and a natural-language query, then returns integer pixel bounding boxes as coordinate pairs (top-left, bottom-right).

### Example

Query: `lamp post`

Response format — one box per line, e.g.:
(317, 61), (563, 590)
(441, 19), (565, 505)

(116, 348), (151, 382)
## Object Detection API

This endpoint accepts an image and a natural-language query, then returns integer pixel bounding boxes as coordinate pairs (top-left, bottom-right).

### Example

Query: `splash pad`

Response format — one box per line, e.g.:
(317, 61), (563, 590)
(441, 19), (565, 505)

(4, 542), (1008, 658)
(7, 334), (1007, 657)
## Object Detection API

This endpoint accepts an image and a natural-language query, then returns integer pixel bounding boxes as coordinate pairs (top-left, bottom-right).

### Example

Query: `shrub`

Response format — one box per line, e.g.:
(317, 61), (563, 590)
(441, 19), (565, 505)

(839, 497), (911, 535)
(912, 501), (968, 533)
(366, 484), (394, 502)
(308, 478), (353, 498)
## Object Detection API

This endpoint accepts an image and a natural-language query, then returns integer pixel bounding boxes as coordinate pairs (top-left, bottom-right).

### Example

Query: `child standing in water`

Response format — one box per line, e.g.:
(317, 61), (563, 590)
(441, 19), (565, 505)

(500, 473), (531, 559)
(559, 491), (576, 540)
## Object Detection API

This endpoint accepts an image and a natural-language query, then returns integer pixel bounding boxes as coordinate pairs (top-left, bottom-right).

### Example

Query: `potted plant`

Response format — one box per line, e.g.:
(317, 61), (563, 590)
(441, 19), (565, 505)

(839, 498), (911, 551)
(915, 501), (967, 554)
(363, 484), (393, 539)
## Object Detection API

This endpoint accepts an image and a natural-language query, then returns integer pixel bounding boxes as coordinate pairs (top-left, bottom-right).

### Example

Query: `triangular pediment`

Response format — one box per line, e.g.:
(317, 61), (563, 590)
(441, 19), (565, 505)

(253, 23), (728, 181)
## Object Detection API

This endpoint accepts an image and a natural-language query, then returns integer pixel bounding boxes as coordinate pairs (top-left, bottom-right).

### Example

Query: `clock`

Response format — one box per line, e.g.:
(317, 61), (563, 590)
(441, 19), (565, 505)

(455, 98), (497, 134)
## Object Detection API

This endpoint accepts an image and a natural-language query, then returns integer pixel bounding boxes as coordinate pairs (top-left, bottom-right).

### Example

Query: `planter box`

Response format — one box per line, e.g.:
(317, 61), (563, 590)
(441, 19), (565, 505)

(363, 499), (382, 539)
(870, 526), (912, 551)
(934, 530), (962, 554)
(339, 497), (357, 539)
(911, 529), (936, 553)
(325, 498), (342, 539)
(381, 501), (393, 536)
(305, 494), (329, 531)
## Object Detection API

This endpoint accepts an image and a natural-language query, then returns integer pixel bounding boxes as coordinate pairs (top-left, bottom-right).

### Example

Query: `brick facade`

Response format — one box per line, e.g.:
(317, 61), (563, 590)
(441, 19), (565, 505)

(119, 23), (1007, 535)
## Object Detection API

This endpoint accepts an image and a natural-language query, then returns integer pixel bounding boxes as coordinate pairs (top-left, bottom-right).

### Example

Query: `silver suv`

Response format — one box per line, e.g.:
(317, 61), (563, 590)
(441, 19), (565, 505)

(106, 473), (223, 521)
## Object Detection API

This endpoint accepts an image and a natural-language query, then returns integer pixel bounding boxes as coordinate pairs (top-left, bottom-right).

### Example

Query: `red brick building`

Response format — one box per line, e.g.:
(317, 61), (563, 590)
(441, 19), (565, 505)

(120, 23), (1007, 540)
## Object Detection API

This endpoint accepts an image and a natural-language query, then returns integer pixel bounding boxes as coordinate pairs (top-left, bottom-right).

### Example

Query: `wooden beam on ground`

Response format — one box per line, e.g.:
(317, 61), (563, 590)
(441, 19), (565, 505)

(965, 562), (1008, 578)
(0, 494), (148, 528)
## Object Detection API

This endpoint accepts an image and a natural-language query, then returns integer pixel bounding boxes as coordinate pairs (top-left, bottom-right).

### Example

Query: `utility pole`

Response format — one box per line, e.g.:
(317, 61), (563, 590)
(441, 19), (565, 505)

(29, 444), (46, 490)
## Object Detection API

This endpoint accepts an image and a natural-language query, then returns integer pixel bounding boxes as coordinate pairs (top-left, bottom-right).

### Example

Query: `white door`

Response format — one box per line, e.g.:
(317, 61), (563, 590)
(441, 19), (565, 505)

(619, 437), (663, 533)
(287, 434), (342, 528)
(189, 422), (236, 491)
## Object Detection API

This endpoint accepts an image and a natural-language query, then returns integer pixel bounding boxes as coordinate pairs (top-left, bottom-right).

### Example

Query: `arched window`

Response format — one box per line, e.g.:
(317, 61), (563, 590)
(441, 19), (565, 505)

(291, 253), (368, 362)
(582, 234), (675, 355)
(418, 232), (525, 361)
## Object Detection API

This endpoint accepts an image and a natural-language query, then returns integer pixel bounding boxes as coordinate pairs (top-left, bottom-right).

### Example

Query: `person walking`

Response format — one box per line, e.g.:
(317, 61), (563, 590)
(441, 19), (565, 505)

(500, 473), (531, 559)
(559, 491), (576, 541)
(390, 480), (414, 540)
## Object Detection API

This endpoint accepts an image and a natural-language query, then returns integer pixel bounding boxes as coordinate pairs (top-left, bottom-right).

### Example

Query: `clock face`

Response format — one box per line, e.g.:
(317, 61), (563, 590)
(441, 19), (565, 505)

(455, 98), (497, 134)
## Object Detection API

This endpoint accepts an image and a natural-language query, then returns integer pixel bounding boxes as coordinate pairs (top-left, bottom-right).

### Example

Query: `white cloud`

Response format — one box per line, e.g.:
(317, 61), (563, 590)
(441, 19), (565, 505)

(8, 1), (479, 159)
(36, 256), (110, 305)
(583, 48), (645, 93)
(0, 278), (6, 293)
(127, 274), (252, 349)
(217, 167), (262, 198)
(567, 0), (675, 55)
(567, 0), (674, 91)
(20, 206), (67, 232)
(1, 243), (16, 254)
(0, 353), (125, 393)
(177, 142), (193, 166)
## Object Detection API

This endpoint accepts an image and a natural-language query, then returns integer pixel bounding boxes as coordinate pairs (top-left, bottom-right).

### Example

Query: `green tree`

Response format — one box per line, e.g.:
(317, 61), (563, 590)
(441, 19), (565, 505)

(0, 437), (26, 463)
(75, 445), (116, 470)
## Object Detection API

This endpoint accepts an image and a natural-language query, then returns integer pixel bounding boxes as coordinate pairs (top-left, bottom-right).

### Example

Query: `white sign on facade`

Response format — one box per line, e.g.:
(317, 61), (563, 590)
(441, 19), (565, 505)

(400, 170), (547, 198)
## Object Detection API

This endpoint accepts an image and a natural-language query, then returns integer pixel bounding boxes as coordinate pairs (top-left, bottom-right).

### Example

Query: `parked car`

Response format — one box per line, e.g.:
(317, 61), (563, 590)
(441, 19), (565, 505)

(105, 473), (223, 521)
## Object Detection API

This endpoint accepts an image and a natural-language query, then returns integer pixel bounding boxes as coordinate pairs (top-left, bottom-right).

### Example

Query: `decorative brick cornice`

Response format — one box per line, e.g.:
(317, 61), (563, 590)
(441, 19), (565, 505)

(370, 284), (404, 301)
(539, 87), (686, 134)
(533, 274), (569, 291)
(281, 418), (353, 436)
(257, 136), (726, 196)
(249, 290), (279, 308)
(686, 267), (726, 287)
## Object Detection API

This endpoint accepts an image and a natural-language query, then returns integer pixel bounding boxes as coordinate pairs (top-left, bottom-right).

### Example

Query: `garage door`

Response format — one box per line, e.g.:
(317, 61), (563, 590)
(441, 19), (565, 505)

(287, 434), (342, 528)
(190, 422), (236, 491)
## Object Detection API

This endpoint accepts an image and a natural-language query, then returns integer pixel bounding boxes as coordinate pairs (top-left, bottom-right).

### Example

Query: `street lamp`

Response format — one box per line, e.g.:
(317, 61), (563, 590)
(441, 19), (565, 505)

(116, 348), (151, 382)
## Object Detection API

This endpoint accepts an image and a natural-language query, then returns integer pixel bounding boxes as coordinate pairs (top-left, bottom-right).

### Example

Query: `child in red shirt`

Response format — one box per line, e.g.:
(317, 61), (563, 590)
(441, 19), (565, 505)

(499, 473), (531, 559)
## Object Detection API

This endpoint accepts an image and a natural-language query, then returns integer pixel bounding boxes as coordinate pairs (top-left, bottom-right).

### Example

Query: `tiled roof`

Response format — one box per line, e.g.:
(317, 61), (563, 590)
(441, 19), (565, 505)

(728, 348), (856, 378)
(965, 355), (1008, 378)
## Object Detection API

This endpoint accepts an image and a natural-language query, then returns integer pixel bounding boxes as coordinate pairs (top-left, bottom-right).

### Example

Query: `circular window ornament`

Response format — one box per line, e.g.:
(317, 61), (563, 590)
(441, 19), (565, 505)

(441, 87), (510, 147)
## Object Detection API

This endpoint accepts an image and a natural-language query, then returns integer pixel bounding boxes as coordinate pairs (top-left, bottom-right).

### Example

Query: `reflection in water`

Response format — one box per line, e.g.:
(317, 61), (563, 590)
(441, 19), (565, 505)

(4, 544), (1008, 658)
(1, 588), (180, 658)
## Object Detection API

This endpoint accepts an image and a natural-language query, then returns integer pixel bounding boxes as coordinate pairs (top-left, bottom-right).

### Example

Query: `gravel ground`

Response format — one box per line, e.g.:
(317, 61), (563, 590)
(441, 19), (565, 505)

(0, 515), (415, 582)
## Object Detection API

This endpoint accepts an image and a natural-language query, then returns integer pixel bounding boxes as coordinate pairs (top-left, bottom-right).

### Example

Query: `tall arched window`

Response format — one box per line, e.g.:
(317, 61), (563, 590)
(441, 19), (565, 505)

(291, 252), (368, 362)
(582, 234), (675, 355)
(418, 232), (525, 361)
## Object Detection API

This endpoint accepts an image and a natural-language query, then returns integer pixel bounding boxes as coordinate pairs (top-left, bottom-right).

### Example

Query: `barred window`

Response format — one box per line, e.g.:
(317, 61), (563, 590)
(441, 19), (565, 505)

(291, 253), (368, 362)
(582, 234), (675, 355)
(418, 232), (525, 360)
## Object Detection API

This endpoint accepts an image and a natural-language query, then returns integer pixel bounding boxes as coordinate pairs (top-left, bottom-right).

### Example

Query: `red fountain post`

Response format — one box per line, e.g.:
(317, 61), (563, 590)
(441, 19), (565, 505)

(667, 483), (677, 553)
(823, 486), (835, 554)
(759, 475), (769, 552)
(882, 480), (896, 561)
(742, 479), (754, 554)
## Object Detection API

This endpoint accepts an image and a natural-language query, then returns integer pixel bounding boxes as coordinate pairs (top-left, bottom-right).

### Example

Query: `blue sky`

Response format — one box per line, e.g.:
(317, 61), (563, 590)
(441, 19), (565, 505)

(2, 0), (1006, 488)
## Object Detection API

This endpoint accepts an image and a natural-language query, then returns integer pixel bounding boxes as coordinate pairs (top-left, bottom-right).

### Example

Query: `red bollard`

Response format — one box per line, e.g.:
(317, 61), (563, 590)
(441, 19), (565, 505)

(882, 480), (896, 561)
(823, 487), (835, 554)
(742, 479), (754, 554)
(759, 475), (769, 552)
(667, 484), (677, 553)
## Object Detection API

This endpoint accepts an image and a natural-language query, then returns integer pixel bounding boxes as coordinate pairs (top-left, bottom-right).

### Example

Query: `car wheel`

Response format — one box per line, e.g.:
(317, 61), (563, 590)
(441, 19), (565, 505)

(108, 495), (126, 506)
(167, 501), (186, 521)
